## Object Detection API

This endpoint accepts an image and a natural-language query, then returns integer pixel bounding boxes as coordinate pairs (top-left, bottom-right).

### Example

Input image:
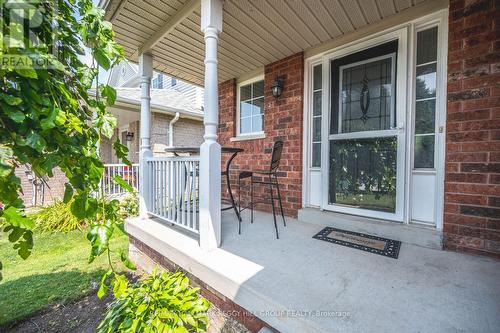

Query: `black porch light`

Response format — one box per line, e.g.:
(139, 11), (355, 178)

(125, 131), (134, 142)
(271, 75), (285, 98)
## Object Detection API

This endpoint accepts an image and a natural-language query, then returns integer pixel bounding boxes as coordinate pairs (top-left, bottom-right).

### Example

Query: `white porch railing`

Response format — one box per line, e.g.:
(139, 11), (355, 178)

(146, 156), (200, 234)
(102, 164), (139, 196)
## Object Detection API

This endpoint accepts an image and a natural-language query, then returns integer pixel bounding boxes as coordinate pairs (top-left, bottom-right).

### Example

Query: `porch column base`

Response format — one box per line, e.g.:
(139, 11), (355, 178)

(199, 141), (221, 250)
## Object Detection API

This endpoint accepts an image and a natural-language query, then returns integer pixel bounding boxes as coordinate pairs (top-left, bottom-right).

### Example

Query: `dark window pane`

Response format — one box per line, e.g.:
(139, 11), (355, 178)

(329, 137), (397, 212)
(312, 142), (321, 167)
(313, 91), (322, 116)
(240, 101), (252, 117)
(253, 80), (264, 98)
(414, 135), (435, 168)
(252, 97), (264, 116)
(313, 65), (322, 90)
(416, 63), (436, 100)
(240, 84), (251, 101)
(313, 117), (321, 142)
(415, 99), (436, 134)
(417, 27), (438, 65)
(340, 57), (394, 133)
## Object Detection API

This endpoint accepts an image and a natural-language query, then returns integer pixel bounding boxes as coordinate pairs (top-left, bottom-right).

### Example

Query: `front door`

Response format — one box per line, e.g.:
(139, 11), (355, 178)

(325, 40), (406, 221)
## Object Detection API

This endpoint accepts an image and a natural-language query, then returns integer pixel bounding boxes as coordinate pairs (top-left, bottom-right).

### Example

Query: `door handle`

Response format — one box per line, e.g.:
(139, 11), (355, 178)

(390, 123), (404, 131)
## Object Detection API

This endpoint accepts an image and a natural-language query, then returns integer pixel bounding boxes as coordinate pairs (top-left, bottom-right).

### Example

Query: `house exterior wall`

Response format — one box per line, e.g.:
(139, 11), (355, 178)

(218, 53), (304, 217)
(100, 113), (204, 164)
(15, 167), (66, 207)
(444, 0), (500, 258)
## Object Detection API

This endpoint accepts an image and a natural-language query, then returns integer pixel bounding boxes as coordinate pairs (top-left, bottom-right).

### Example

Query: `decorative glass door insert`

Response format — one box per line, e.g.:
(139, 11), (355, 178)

(328, 41), (402, 217)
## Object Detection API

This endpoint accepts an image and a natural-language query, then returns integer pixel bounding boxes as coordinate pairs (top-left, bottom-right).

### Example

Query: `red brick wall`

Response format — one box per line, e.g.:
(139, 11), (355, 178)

(218, 52), (304, 217)
(444, 0), (500, 258)
(15, 167), (67, 207)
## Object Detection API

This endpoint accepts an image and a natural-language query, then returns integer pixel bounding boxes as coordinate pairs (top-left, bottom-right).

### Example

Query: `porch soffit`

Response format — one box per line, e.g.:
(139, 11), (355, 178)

(104, 0), (441, 87)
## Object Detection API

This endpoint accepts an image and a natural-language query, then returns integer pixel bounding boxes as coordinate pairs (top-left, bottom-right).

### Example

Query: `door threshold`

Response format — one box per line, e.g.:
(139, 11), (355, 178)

(298, 208), (443, 250)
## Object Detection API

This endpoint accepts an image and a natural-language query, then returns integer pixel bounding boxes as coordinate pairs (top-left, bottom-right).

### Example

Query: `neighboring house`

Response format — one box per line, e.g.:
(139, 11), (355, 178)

(101, 62), (205, 164)
(101, 0), (500, 332)
(17, 63), (205, 206)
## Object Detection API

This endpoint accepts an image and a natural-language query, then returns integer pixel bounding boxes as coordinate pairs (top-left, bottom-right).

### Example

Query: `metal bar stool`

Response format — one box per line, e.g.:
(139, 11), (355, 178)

(238, 141), (286, 238)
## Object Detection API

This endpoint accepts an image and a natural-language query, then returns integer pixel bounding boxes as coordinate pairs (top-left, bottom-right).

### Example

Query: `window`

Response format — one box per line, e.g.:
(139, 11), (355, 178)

(414, 27), (438, 169)
(238, 78), (264, 135)
(330, 41), (398, 135)
(152, 74), (163, 89)
(311, 64), (322, 167)
(171, 77), (177, 87)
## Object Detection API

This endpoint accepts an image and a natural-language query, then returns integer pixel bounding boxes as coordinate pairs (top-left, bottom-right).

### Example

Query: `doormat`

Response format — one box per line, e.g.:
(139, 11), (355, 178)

(312, 227), (401, 259)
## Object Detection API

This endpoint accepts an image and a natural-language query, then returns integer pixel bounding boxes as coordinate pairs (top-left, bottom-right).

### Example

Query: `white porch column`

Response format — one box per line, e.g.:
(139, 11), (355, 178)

(138, 53), (153, 218)
(199, 0), (222, 250)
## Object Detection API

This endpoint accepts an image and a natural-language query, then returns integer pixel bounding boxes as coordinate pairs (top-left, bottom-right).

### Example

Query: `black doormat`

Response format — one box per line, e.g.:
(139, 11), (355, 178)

(313, 227), (401, 259)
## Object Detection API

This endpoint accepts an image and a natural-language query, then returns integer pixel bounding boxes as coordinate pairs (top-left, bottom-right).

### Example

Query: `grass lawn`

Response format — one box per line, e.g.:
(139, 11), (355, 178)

(0, 229), (129, 327)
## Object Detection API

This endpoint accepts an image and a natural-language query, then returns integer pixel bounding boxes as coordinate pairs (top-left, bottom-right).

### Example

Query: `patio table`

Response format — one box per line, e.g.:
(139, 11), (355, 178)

(165, 146), (244, 222)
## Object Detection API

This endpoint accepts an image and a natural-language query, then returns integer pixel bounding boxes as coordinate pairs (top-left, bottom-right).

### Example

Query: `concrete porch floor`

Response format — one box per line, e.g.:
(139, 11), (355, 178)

(126, 210), (500, 333)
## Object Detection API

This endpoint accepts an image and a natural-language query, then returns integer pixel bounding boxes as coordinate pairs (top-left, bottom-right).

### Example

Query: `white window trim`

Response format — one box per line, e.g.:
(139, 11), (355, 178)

(233, 74), (265, 140)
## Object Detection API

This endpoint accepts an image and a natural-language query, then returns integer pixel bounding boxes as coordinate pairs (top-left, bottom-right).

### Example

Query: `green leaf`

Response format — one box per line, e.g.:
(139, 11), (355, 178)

(40, 107), (62, 130)
(4, 225), (33, 260)
(101, 85), (117, 106)
(94, 48), (111, 70)
(2, 206), (34, 229)
(0, 93), (23, 106)
(63, 183), (73, 203)
(87, 220), (114, 263)
(26, 132), (47, 152)
(102, 113), (117, 139)
(71, 195), (98, 220)
(113, 141), (131, 166)
(113, 175), (134, 193)
(112, 274), (128, 298)
(15, 67), (38, 79)
(5, 109), (26, 123)
(98, 269), (113, 299)
(0, 145), (14, 177)
(120, 251), (136, 270)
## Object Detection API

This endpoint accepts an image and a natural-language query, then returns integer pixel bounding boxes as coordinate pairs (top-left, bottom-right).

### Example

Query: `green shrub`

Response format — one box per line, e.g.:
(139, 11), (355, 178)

(32, 200), (87, 232)
(119, 193), (139, 219)
(97, 268), (210, 333)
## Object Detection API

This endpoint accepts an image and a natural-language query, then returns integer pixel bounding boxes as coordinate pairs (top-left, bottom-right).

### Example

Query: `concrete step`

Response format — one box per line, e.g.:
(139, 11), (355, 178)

(298, 208), (443, 249)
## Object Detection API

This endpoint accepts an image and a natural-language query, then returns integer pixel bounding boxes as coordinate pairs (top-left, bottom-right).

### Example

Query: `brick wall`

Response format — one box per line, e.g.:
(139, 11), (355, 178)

(100, 114), (204, 164)
(15, 167), (67, 207)
(218, 52), (304, 217)
(444, 0), (500, 258)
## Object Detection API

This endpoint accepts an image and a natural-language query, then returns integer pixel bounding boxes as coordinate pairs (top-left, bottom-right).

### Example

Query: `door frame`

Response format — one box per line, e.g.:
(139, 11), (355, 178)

(320, 28), (408, 222)
(302, 10), (448, 228)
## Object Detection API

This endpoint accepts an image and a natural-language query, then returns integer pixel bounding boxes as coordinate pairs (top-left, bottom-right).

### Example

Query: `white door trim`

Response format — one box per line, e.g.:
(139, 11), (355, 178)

(320, 27), (407, 222)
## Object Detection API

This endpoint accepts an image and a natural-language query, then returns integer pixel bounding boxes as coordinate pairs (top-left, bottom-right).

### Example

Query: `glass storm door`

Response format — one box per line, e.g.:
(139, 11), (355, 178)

(327, 41), (405, 221)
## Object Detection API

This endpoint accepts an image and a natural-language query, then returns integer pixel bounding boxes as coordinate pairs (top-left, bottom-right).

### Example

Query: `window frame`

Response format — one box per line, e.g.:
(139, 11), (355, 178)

(412, 24), (439, 171)
(310, 63), (323, 168)
(235, 75), (265, 138)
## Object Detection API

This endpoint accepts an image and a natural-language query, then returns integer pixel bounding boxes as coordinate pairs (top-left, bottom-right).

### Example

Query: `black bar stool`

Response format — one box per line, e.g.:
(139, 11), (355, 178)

(238, 141), (286, 238)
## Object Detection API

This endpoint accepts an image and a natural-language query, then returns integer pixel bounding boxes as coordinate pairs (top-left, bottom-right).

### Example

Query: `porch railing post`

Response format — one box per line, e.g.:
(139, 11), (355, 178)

(199, 0), (223, 250)
(139, 53), (153, 218)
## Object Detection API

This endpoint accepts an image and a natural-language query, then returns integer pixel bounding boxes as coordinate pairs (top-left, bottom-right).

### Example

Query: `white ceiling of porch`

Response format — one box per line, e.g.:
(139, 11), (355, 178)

(104, 0), (432, 86)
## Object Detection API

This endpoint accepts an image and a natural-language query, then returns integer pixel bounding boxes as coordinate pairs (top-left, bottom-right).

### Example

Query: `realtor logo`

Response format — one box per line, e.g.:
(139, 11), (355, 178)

(0, 0), (59, 69)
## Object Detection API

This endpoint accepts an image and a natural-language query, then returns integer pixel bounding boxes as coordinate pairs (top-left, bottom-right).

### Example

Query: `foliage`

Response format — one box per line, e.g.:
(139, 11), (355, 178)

(0, 0), (128, 280)
(330, 137), (397, 211)
(119, 193), (139, 220)
(32, 200), (87, 232)
(97, 268), (210, 333)
(0, 229), (129, 326)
